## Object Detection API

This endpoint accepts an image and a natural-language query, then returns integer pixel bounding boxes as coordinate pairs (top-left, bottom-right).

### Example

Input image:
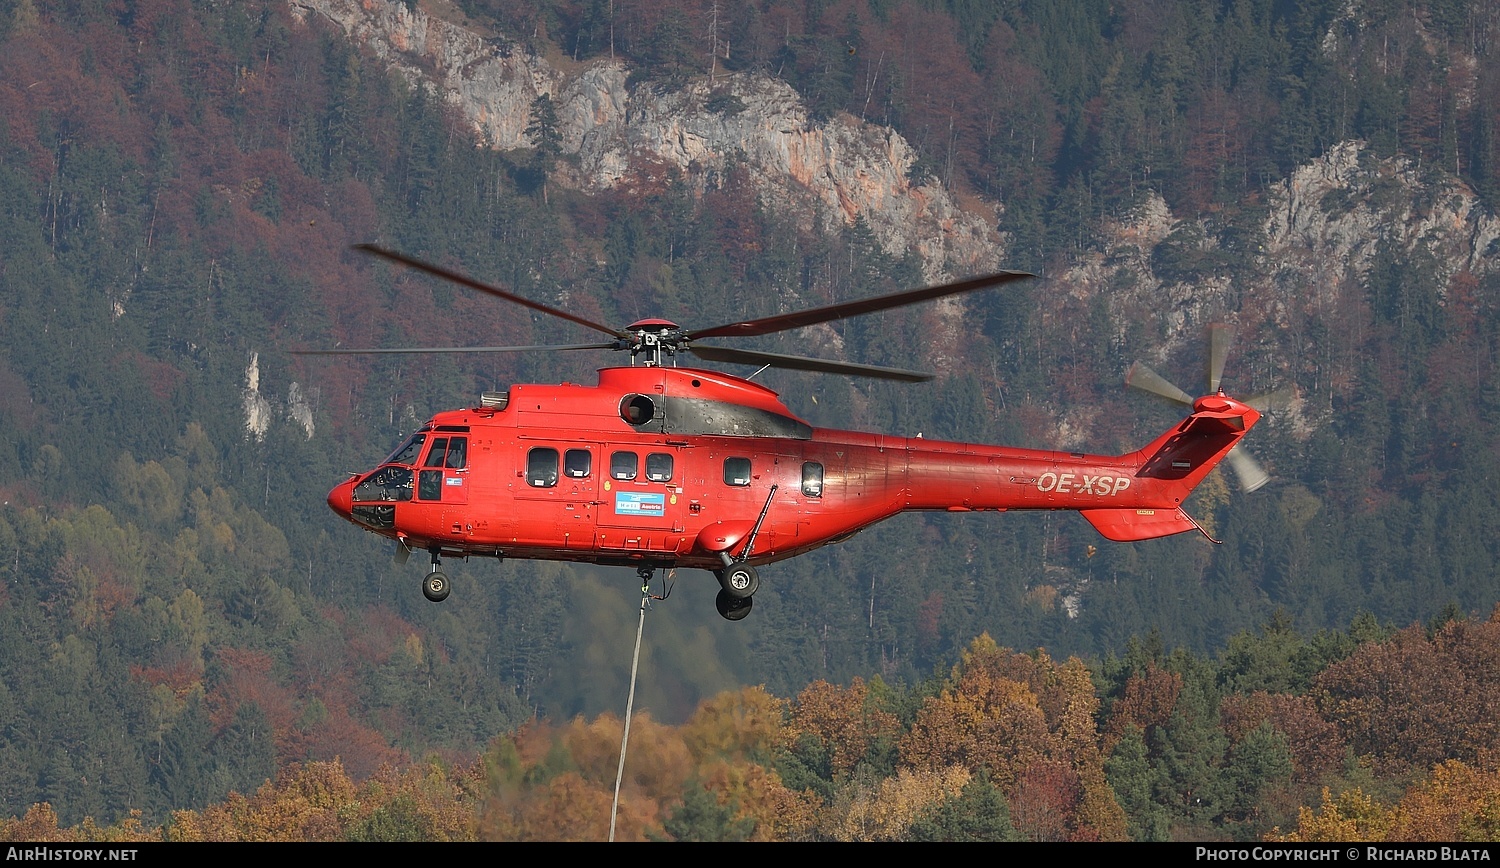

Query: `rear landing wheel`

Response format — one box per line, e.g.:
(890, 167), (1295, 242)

(715, 589), (753, 621)
(423, 571), (450, 603)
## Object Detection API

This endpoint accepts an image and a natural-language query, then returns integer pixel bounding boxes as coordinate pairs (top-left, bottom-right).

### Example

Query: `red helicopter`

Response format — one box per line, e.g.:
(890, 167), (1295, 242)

(306, 246), (1265, 621)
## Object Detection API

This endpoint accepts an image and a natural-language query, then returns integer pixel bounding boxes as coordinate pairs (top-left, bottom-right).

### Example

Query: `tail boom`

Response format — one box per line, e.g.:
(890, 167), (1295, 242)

(813, 395), (1260, 546)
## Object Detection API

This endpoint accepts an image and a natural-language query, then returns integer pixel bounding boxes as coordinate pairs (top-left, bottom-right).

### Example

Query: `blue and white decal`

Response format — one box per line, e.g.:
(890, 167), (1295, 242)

(615, 491), (667, 515)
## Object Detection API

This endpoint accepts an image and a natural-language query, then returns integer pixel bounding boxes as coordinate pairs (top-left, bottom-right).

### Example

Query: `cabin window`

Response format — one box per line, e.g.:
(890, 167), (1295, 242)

(646, 452), (674, 482)
(564, 449), (592, 478)
(610, 451), (638, 480)
(802, 462), (824, 498)
(419, 469), (443, 500)
(527, 448), (559, 487)
(724, 457), (752, 486)
(444, 437), (467, 469)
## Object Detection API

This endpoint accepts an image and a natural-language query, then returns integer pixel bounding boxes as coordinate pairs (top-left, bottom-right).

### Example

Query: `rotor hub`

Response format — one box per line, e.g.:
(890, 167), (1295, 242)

(623, 319), (684, 367)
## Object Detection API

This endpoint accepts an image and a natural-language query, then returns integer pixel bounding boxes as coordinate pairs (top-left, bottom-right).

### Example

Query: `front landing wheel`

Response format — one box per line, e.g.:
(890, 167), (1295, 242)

(715, 589), (753, 621)
(423, 571), (450, 603)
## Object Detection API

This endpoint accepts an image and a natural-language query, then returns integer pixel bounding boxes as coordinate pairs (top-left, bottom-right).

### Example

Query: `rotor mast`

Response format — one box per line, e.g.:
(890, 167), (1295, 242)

(624, 319), (683, 368)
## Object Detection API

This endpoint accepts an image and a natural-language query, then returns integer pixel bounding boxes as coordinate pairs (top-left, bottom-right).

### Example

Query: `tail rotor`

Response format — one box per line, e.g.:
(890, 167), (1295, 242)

(1126, 324), (1281, 493)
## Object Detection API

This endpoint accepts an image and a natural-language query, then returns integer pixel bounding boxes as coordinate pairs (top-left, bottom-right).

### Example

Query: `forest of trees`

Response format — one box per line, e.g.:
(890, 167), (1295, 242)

(6, 616), (1500, 841)
(0, 0), (1497, 841)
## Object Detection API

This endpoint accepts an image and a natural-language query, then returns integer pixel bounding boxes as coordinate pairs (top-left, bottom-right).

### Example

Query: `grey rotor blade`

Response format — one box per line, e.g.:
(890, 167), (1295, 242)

(1225, 445), (1270, 492)
(1207, 323), (1234, 394)
(687, 344), (932, 382)
(1126, 362), (1193, 404)
(1245, 387), (1293, 413)
(292, 342), (619, 355)
(355, 244), (627, 339)
(686, 271), (1033, 340)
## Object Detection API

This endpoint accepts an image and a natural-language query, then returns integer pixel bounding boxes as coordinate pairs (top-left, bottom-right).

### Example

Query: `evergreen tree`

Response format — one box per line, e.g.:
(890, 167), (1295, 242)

(657, 781), (755, 842)
(1105, 725), (1172, 841)
(908, 773), (1021, 842)
(151, 701), (215, 813)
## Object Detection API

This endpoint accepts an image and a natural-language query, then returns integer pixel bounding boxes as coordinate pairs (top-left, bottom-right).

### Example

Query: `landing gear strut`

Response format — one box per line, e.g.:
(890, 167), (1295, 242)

(423, 549), (450, 602)
(713, 555), (758, 621)
(710, 484), (775, 620)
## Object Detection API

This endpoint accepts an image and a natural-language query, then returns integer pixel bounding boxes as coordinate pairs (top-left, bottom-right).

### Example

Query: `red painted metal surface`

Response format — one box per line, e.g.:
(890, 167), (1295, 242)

(326, 365), (1260, 571)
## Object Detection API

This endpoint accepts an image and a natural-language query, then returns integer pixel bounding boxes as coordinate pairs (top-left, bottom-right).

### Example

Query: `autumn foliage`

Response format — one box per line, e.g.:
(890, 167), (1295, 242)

(1313, 614), (1500, 776)
(9, 614), (1500, 841)
(1275, 761), (1500, 843)
(897, 637), (1127, 841)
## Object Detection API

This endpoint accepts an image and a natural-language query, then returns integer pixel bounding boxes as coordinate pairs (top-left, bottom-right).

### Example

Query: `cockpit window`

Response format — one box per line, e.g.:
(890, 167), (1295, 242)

(385, 433), (427, 466)
(353, 466), (414, 502)
(421, 436), (468, 470)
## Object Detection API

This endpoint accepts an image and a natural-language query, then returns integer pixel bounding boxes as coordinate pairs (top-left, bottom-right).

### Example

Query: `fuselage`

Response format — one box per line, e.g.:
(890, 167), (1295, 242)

(326, 365), (1242, 569)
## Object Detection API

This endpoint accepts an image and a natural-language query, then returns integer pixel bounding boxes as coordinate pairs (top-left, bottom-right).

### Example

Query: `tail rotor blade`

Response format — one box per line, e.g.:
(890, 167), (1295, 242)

(1207, 324), (1234, 394)
(1126, 362), (1193, 405)
(1225, 445), (1270, 492)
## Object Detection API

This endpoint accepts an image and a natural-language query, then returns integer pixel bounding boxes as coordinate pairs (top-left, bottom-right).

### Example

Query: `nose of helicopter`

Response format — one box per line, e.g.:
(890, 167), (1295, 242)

(327, 478), (354, 518)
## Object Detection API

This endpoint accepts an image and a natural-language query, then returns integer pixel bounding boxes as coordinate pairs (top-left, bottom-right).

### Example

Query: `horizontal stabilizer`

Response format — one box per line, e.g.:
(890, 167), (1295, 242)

(1081, 507), (1198, 542)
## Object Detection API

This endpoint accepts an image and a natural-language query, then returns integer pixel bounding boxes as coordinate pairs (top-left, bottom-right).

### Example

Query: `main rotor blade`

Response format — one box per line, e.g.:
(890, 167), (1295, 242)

(686, 270), (1034, 340)
(1207, 323), (1234, 394)
(1225, 445), (1270, 492)
(1245, 387), (1293, 413)
(355, 244), (626, 339)
(292, 342), (619, 355)
(687, 344), (932, 382)
(1126, 362), (1193, 405)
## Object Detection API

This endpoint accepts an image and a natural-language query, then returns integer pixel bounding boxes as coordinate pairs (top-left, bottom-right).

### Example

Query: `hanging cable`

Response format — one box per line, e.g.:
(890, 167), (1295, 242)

(610, 571), (654, 841)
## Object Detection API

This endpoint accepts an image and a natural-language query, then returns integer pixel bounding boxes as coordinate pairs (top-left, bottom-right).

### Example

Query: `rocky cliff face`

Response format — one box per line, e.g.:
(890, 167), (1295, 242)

(1048, 140), (1499, 447)
(1065, 142), (1499, 342)
(291, 0), (1002, 282)
(244, 352), (317, 442)
(290, 0), (1499, 439)
(1264, 141), (1499, 297)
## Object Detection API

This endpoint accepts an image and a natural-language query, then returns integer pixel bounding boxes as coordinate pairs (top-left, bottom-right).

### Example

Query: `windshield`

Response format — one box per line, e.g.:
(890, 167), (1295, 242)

(383, 432), (428, 466)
